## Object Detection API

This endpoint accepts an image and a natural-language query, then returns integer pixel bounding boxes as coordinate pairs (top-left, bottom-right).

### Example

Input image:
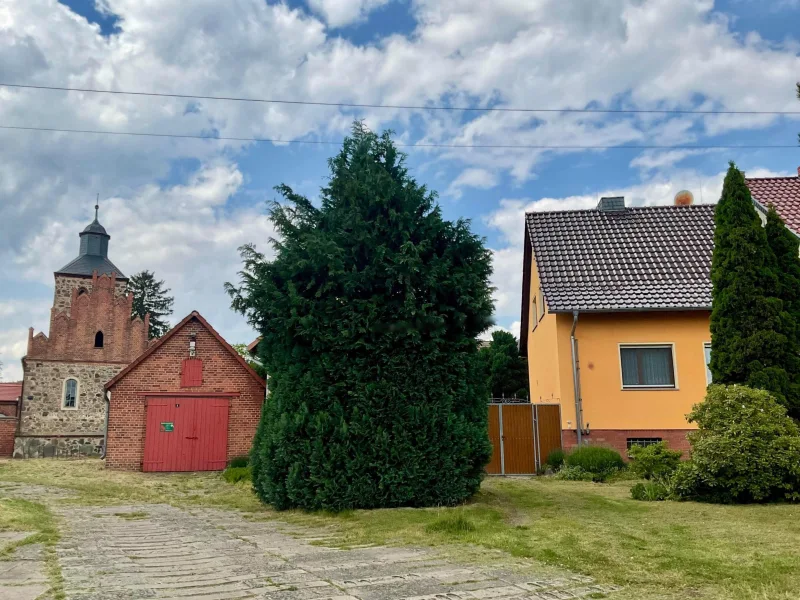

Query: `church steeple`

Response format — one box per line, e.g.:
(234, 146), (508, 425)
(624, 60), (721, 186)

(55, 201), (127, 280)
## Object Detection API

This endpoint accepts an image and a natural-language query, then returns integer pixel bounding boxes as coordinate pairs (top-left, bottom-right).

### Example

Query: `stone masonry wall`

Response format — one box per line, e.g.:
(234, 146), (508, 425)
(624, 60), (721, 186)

(19, 361), (123, 436)
(107, 316), (265, 470)
(53, 274), (128, 312)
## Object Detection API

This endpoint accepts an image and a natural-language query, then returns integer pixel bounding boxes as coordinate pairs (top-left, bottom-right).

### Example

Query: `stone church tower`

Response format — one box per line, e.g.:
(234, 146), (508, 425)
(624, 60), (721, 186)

(15, 207), (150, 457)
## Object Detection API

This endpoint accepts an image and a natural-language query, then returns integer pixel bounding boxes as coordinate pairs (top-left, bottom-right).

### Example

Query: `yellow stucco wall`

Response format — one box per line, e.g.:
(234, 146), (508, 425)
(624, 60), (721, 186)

(526, 257), (711, 431)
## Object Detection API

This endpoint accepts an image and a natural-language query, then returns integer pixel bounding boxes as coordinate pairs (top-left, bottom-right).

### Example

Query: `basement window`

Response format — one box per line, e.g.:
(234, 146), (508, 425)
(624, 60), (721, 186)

(627, 438), (662, 449)
(620, 344), (676, 389)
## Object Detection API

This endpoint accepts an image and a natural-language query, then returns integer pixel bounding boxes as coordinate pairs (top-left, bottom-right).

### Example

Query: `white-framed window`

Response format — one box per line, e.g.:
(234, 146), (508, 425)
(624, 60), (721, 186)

(62, 378), (79, 409)
(704, 342), (712, 384)
(619, 344), (677, 389)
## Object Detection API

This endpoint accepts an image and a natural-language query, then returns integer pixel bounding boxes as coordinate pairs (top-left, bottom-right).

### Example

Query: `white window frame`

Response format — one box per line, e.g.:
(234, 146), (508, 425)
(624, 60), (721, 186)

(62, 377), (80, 410)
(703, 342), (712, 385)
(618, 343), (678, 390)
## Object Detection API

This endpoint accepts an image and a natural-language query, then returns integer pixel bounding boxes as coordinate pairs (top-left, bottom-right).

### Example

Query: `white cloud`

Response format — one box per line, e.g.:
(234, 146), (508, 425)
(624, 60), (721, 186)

(446, 167), (498, 198)
(307, 0), (391, 28)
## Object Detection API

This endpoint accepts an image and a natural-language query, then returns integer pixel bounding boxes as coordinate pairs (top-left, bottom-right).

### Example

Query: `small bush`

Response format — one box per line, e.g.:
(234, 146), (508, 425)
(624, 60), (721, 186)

(222, 466), (252, 484)
(630, 481), (668, 501)
(425, 514), (477, 534)
(566, 445), (624, 479)
(228, 455), (250, 468)
(545, 448), (566, 470)
(554, 465), (595, 482)
(628, 442), (682, 480)
(673, 385), (800, 503)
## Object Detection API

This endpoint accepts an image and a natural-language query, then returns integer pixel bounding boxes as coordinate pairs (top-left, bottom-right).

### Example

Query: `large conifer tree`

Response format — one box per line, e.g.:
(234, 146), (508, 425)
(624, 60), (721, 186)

(765, 207), (800, 418)
(227, 123), (494, 510)
(710, 163), (790, 404)
(129, 270), (174, 338)
(479, 331), (529, 399)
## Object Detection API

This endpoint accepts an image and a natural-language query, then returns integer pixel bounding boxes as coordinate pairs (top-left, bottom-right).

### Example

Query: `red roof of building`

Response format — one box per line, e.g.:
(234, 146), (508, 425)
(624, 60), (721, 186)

(0, 382), (22, 402)
(746, 170), (800, 234)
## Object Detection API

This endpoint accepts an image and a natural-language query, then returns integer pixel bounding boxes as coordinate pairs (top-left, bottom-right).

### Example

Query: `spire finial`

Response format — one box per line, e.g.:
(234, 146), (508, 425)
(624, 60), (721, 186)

(95, 194), (99, 221)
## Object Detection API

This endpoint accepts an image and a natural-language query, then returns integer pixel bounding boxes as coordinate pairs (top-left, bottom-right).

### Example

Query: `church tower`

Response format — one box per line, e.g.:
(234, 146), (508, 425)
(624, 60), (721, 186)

(15, 206), (149, 458)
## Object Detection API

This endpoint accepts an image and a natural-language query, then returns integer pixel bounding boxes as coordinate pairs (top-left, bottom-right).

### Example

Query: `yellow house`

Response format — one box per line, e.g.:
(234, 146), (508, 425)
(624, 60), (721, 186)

(520, 196), (714, 455)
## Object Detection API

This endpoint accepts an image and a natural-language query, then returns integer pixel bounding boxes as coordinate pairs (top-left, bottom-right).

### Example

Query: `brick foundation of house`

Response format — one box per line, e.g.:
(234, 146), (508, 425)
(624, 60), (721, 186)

(0, 418), (18, 458)
(562, 429), (693, 457)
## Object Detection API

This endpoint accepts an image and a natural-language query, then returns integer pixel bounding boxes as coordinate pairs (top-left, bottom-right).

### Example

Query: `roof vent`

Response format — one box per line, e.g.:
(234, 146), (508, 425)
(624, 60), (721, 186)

(674, 190), (694, 206)
(597, 196), (625, 212)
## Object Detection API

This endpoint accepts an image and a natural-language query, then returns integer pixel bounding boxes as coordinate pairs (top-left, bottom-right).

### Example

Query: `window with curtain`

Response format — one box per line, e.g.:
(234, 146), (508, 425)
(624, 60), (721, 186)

(63, 378), (78, 409)
(704, 343), (712, 384)
(620, 345), (675, 388)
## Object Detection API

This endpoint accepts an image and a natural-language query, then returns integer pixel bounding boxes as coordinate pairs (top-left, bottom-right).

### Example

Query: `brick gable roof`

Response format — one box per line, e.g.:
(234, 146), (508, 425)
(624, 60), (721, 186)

(523, 204), (715, 314)
(746, 174), (800, 234)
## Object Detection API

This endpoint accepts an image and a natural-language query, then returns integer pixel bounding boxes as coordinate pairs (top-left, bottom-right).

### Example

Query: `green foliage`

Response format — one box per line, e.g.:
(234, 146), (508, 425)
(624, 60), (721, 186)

(227, 123), (494, 510)
(545, 448), (566, 470)
(627, 442), (682, 480)
(566, 445), (625, 480)
(228, 455), (250, 468)
(630, 481), (668, 502)
(673, 385), (800, 503)
(709, 163), (791, 405)
(222, 466), (252, 484)
(554, 465), (595, 482)
(764, 207), (800, 419)
(231, 344), (269, 380)
(425, 514), (477, 534)
(128, 270), (174, 339)
(478, 331), (529, 399)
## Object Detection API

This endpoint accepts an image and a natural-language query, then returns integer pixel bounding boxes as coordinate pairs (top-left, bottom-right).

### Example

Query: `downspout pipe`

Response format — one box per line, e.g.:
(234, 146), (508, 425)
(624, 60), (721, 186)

(570, 310), (584, 445)
(100, 390), (110, 459)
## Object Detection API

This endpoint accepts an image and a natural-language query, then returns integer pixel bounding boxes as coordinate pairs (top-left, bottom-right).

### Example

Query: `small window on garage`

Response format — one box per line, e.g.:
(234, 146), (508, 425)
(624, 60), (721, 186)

(627, 438), (662, 449)
(620, 345), (676, 389)
(181, 358), (203, 387)
(63, 378), (78, 409)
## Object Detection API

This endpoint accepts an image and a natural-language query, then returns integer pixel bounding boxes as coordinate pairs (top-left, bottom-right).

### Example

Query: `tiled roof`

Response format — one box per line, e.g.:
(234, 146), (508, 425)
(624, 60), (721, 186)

(525, 204), (715, 313)
(55, 255), (127, 279)
(746, 175), (800, 234)
(0, 382), (22, 402)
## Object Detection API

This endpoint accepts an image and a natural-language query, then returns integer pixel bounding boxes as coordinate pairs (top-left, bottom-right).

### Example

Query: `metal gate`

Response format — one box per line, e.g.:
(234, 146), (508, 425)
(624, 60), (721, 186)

(143, 397), (229, 472)
(486, 402), (562, 475)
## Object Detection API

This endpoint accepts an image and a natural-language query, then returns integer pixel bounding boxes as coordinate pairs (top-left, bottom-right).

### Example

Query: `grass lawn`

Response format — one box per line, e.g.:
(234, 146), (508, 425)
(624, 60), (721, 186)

(2, 459), (800, 600)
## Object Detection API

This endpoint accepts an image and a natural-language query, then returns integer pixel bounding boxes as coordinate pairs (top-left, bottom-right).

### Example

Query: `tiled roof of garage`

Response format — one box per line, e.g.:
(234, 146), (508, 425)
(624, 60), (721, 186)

(747, 173), (800, 234)
(525, 204), (715, 313)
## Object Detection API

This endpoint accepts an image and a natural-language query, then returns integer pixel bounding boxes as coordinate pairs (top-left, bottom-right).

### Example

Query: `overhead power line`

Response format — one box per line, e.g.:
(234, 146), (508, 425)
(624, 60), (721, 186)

(2, 82), (800, 116)
(1, 124), (796, 150)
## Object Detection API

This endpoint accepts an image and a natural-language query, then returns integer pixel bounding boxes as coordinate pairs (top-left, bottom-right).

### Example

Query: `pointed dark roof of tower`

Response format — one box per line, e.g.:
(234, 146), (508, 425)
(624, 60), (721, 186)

(55, 203), (127, 280)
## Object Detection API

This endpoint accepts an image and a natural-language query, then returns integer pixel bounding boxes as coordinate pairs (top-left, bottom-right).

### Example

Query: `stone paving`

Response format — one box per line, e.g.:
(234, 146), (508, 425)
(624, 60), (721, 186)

(1, 481), (623, 600)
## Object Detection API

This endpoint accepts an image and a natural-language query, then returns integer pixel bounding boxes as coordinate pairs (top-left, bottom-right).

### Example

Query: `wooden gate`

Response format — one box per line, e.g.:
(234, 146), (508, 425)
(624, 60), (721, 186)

(143, 397), (229, 472)
(486, 403), (562, 475)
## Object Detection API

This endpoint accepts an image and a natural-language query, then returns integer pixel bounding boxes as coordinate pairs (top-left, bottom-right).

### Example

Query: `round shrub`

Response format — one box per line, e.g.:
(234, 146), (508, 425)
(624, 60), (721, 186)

(545, 448), (566, 470)
(627, 442), (682, 480)
(566, 445), (625, 478)
(673, 385), (800, 503)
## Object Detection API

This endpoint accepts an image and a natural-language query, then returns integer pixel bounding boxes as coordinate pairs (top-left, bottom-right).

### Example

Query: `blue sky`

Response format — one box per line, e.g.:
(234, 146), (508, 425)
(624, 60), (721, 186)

(1, 0), (799, 381)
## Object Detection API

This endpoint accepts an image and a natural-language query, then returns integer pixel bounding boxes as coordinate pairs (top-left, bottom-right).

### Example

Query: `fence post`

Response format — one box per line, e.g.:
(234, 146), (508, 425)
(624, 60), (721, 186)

(498, 404), (505, 476)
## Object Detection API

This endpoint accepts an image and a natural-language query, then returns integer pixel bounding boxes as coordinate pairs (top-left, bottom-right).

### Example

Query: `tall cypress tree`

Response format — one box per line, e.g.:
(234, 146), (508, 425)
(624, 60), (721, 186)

(710, 163), (790, 404)
(765, 207), (800, 418)
(129, 270), (175, 338)
(479, 331), (529, 399)
(227, 123), (494, 510)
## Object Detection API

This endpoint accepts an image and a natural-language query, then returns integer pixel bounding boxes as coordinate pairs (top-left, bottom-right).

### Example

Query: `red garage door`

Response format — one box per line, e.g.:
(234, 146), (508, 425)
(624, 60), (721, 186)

(143, 397), (229, 472)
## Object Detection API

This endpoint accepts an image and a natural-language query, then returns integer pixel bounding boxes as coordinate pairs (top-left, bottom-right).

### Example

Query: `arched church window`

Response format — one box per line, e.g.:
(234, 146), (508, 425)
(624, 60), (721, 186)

(77, 288), (88, 296)
(63, 378), (78, 409)
(94, 331), (104, 348)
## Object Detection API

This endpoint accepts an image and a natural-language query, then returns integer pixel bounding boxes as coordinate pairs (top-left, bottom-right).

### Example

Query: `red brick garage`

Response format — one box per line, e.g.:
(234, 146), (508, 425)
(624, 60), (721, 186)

(105, 311), (265, 471)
